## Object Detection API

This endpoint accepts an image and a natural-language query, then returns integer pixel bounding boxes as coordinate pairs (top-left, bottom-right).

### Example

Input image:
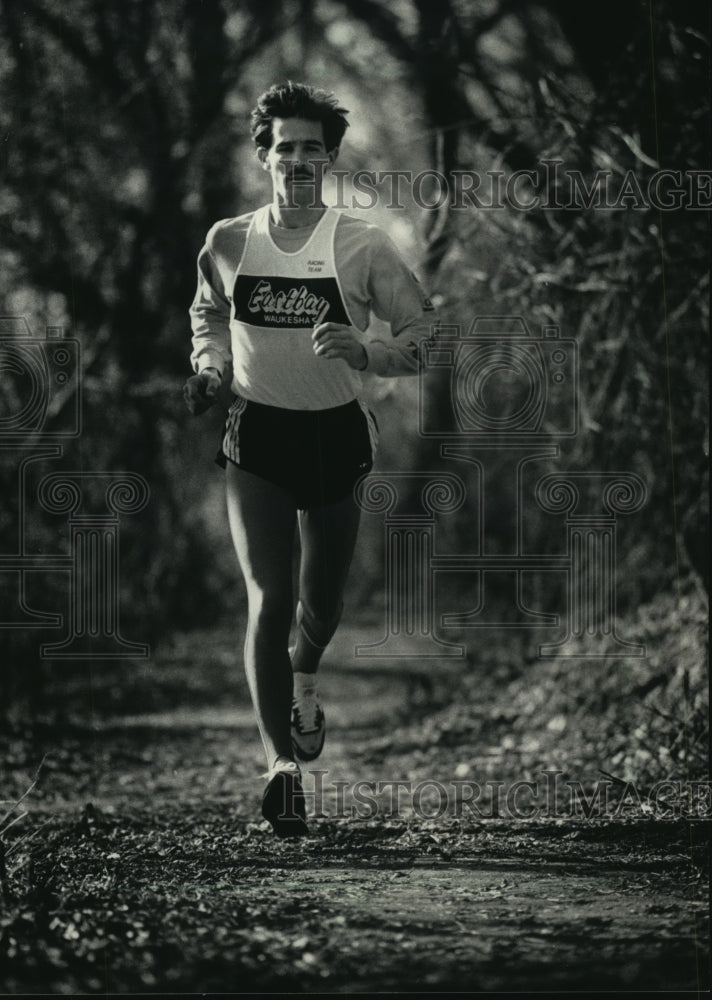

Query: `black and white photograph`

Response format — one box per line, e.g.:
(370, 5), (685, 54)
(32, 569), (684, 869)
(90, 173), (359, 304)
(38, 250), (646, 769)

(0, 0), (709, 995)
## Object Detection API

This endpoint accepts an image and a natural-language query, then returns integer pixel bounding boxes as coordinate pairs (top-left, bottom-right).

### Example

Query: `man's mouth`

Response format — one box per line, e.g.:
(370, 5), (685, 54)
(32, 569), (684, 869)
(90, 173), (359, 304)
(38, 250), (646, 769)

(288, 171), (314, 183)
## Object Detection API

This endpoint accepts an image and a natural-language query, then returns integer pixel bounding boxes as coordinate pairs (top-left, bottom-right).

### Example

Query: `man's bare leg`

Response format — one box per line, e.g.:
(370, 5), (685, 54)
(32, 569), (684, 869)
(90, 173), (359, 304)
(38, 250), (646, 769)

(225, 463), (296, 770)
(293, 492), (362, 674)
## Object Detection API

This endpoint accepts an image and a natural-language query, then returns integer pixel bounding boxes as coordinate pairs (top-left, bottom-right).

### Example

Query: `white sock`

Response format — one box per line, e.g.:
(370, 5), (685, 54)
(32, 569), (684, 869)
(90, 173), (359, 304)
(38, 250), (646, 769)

(264, 755), (300, 779)
(293, 671), (317, 701)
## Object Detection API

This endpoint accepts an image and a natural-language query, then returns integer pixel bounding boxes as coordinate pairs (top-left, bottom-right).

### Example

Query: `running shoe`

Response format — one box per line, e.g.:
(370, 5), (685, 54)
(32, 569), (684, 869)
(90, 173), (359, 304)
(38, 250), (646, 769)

(291, 695), (326, 761)
(261, 760), (308, 838)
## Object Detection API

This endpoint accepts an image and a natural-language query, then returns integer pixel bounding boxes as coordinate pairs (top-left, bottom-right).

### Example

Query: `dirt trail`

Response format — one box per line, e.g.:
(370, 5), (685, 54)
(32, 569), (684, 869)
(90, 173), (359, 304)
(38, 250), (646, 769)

(0, 625), (708, 994)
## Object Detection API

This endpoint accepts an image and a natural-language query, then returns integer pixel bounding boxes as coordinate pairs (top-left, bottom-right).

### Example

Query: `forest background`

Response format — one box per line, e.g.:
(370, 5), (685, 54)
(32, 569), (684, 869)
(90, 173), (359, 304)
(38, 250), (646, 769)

(0, 0), (708, 788)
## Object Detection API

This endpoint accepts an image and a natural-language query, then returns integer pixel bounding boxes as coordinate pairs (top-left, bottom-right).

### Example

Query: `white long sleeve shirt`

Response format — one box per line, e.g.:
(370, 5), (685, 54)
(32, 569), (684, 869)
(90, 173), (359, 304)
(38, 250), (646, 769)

(189, 205), (437, 408)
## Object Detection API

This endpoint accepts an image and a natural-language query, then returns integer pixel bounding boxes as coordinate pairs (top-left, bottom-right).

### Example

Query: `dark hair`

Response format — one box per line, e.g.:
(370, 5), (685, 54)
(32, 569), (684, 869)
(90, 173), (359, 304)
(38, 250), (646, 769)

(250, 81), (349, 153)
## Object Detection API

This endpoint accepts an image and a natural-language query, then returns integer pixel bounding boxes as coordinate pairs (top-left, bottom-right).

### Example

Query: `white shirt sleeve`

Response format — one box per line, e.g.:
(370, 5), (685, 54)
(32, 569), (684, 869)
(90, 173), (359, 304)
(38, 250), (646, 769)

(189, 226), (234, 376)
(362, 231), (439, 378)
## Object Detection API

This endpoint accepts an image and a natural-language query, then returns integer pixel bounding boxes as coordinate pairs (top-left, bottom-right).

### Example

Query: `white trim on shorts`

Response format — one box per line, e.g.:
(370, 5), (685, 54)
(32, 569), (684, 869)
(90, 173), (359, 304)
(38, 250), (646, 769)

(222, 395), (248, 464)
(357, 398), (379, 459)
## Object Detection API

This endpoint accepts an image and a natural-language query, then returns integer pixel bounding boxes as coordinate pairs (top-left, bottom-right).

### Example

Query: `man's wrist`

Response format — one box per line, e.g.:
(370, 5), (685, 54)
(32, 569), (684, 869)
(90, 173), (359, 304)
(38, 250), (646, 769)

(354, 344), (368, 371)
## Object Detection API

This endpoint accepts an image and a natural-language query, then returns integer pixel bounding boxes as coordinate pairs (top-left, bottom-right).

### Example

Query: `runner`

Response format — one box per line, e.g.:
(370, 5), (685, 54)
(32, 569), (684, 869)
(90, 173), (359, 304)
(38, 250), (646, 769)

(185, 81), (436, 837)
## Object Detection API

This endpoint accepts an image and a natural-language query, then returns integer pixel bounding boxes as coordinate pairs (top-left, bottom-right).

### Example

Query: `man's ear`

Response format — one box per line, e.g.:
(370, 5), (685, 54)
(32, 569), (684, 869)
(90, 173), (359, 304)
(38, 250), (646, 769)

(327, 147), (339, 167)
(256, 146), (269, 169)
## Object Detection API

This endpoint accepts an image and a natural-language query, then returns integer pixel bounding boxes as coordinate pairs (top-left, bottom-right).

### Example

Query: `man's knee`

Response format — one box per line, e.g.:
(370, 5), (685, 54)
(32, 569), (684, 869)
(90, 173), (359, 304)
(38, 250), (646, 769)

(249, 589), (292, 631)
(296, 598), (344, 649)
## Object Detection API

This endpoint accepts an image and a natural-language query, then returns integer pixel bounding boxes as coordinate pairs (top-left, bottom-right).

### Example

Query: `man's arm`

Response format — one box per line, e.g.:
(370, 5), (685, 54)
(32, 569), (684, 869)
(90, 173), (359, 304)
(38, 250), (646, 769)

(361, 231), (439, 377)
(311, 229), (438, 375)
(188, 229), (233, 377)
(185, 226), (234, 414)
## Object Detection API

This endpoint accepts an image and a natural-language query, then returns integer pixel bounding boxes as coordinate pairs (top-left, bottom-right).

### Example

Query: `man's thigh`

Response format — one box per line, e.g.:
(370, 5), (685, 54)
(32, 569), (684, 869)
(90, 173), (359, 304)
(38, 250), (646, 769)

(225, 463), (297, 593)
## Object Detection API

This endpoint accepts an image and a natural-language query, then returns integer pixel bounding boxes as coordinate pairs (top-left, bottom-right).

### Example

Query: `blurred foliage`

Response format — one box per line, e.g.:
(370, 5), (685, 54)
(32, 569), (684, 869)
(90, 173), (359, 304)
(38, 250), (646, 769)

(0, 0), (708, 705)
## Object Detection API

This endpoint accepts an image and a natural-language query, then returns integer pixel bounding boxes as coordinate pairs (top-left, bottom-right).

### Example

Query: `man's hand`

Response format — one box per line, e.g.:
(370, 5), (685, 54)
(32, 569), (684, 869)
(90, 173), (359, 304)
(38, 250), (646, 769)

(312, 323), (367, 371)
(183, 368), (221, 415)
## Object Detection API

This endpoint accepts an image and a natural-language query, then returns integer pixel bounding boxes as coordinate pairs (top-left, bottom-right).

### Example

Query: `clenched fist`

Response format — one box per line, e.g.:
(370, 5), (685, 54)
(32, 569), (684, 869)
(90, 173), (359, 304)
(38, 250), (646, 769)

(183, 368), (221, 415)
(312, 323), (367, 370)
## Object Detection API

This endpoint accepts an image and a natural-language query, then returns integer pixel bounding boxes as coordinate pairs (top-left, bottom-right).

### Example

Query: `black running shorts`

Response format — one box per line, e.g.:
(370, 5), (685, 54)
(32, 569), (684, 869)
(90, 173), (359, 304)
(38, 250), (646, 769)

(216, 396), (378, 509)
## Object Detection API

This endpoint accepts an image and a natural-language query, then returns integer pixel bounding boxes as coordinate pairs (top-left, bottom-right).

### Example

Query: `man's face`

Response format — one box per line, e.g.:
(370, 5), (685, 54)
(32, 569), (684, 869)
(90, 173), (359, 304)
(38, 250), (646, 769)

(258, 117), (337, 206)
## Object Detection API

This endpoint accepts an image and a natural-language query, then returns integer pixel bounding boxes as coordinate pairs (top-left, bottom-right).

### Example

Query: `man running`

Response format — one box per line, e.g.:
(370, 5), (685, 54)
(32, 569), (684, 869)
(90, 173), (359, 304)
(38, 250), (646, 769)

(185, 82), (436, 837)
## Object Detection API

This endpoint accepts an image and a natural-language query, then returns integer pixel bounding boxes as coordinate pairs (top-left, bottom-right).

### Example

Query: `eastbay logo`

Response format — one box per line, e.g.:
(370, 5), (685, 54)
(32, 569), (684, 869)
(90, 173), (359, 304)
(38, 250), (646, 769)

(247, 279), (330, 325)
